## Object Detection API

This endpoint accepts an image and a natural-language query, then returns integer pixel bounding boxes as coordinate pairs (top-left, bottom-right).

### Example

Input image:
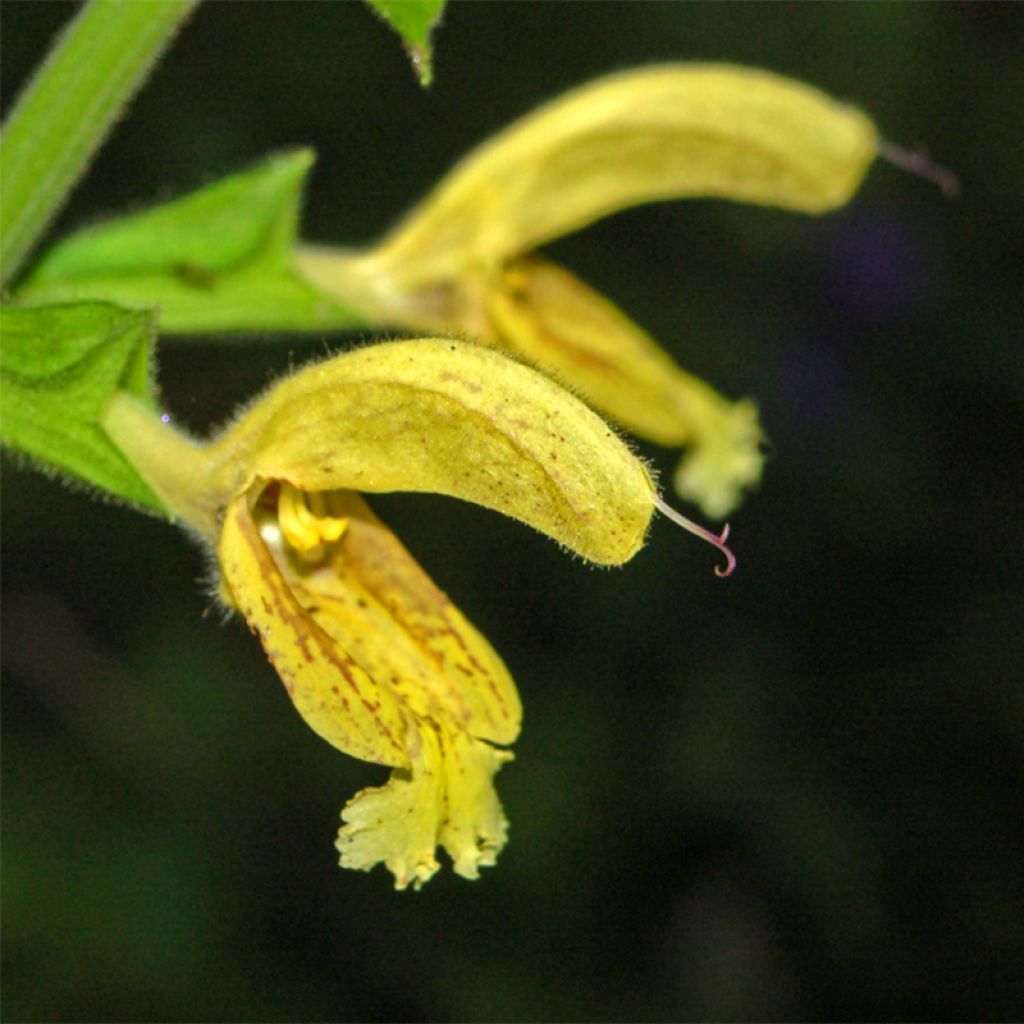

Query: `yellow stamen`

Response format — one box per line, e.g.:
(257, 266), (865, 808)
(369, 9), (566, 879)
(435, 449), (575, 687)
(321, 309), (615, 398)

(278, 483), (348, 561)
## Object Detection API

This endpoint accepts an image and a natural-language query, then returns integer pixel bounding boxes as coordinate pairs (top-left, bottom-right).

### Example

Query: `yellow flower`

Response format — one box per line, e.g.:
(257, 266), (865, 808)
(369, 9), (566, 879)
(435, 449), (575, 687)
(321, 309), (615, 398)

(103, 339), (723, 888)
(296, 64), (879, 518)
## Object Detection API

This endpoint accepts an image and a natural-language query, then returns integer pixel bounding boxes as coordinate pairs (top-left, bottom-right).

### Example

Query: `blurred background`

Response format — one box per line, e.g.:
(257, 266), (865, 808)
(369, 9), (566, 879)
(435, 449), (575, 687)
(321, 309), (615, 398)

(3, 3), (1022, 1021)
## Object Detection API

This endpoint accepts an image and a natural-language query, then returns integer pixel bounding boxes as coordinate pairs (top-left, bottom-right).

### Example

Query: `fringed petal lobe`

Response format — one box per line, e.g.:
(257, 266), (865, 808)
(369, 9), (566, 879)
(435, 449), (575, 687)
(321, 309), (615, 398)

(337, 721), (513, 890)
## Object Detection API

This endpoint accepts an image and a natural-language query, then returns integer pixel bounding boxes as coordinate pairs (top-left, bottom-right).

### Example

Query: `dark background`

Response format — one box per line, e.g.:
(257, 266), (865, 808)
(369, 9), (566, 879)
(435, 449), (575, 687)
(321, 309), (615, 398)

(3, 3), (1022, 1021)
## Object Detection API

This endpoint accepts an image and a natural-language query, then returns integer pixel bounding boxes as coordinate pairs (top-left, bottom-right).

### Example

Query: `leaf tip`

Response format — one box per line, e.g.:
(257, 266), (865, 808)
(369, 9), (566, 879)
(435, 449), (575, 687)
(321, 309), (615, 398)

(363, 0), (445, 88)
(408, 43), (434, 88)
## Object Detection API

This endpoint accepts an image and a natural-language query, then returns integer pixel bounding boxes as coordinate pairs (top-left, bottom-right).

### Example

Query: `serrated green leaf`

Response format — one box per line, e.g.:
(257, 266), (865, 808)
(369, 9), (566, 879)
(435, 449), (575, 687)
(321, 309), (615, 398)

(364, 0), (446, 86)
(14, 150), (361, 335)
(0, 302), (165, 510)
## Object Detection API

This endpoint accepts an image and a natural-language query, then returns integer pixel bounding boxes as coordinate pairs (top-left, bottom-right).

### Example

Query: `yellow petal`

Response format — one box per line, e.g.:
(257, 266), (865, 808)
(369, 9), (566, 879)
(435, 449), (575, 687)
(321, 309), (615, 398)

(485, 257), (693, 445)
(281, 491), (521, 746)
(208, 339), (654, 566)
(293, 66), (874, 519)
(437, 727), (513, 879)
(330, 64), (877, 294)
(275, 494), (518, 887)
(337, 718), (512, 890)
(336, 730), (444, 891)
(218, 485), (410, 767)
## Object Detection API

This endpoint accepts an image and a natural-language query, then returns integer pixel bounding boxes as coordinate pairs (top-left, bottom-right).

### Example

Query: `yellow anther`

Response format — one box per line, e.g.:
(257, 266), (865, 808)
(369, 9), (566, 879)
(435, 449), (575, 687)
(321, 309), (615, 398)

(278, 484), (348, 559)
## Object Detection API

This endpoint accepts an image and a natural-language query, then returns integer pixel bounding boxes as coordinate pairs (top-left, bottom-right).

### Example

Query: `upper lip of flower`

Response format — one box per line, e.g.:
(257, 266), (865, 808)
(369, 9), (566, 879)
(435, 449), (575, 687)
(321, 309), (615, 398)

(339, 63), (877, 288)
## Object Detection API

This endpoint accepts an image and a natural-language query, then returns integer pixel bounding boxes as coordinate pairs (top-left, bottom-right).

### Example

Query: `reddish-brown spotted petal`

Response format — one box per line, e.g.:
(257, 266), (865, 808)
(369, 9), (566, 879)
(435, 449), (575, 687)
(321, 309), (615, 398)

(275, 492), (520, 746)
(218, 488), (410, 768)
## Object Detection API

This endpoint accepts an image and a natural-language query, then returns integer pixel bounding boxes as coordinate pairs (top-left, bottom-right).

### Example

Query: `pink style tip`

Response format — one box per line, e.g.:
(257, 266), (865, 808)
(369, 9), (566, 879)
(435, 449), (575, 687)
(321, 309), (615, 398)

(880, 140), (960, 199)
(653, 493), (736, 578)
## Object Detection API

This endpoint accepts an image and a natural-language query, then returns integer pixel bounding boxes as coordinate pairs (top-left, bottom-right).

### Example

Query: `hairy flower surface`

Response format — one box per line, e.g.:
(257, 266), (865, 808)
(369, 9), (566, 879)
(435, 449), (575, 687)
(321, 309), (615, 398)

(297, 64), (878, 518)
(102, 339), (706, 888)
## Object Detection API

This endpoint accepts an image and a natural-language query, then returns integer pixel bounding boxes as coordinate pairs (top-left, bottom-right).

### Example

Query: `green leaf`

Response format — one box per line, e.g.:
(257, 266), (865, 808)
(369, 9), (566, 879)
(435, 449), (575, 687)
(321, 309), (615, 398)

(14, 150), (361, 335)
(0, 302), (165, 511)
(364, 0), (446, 86)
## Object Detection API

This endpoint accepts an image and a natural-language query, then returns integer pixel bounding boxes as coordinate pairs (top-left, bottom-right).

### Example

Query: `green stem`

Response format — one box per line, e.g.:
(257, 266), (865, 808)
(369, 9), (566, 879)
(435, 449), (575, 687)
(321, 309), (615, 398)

(0, 0), (198, 288)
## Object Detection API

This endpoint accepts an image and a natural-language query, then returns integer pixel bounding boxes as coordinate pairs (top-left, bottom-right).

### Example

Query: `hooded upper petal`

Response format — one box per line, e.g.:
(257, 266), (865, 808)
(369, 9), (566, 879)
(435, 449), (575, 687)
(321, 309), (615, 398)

(317, 64), (877, 298)
(205, 338), (654, 565)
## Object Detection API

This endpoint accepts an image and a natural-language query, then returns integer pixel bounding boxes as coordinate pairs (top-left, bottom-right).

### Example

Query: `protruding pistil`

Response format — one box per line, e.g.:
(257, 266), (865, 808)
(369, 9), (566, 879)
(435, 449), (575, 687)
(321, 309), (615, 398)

(653, 493), (736, 577)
